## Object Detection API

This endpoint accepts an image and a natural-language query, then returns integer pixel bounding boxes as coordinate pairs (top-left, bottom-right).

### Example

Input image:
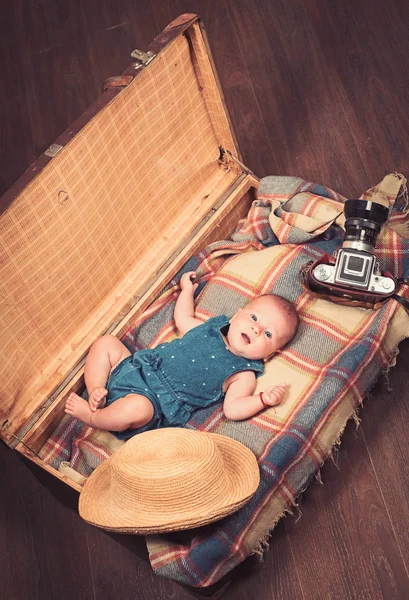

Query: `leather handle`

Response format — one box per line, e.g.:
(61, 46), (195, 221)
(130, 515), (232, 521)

(103, 76), (134, 92)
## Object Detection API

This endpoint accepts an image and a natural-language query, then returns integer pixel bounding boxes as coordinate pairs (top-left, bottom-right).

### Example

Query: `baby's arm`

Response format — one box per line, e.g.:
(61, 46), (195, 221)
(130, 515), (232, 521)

(174, 271), (203, 334)
(223, 371), (287, 421)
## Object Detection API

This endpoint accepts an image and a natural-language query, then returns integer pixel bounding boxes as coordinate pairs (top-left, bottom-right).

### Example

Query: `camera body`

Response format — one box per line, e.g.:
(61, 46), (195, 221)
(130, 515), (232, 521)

(302, 199), (397, 307)
(312, 248), (395, 295)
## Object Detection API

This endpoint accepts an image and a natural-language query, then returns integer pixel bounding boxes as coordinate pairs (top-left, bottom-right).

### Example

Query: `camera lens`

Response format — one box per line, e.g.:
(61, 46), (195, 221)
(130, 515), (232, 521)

(343, 199), (389, 253)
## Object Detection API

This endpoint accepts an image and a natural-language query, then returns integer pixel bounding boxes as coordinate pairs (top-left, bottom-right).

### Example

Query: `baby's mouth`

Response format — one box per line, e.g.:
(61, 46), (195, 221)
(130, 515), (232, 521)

(241, 333), (250, 344)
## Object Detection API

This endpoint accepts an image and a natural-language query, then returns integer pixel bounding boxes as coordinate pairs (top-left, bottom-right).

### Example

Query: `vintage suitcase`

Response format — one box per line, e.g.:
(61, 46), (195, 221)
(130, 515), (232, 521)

(0, 14), (259, 489)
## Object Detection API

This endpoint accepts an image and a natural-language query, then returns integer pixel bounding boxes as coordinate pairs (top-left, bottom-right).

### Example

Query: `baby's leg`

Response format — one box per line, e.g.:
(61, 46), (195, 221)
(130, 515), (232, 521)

(65, 393), (154, 432)
(85, 335), (131, 411)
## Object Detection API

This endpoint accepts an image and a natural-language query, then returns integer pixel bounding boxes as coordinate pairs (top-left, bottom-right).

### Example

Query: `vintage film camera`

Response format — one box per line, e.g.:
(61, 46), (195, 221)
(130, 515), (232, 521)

(301, 199), (398, 308)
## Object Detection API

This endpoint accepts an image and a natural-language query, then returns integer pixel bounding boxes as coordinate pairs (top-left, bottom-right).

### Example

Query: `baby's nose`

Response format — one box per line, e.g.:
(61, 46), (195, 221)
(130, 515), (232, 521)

(251, 324), (260, 334)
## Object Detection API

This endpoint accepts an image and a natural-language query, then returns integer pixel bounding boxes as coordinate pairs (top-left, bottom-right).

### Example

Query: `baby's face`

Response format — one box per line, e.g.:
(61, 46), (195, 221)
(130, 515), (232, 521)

(226, 297), (289, 361)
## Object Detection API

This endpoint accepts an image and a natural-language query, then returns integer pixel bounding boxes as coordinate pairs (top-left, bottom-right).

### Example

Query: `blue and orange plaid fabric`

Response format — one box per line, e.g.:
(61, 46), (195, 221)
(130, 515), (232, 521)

(39, 174), (409, 587)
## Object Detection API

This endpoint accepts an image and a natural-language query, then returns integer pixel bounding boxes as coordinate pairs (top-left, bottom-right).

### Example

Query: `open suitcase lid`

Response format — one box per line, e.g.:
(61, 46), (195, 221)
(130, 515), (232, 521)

(0, 14), (250, 445)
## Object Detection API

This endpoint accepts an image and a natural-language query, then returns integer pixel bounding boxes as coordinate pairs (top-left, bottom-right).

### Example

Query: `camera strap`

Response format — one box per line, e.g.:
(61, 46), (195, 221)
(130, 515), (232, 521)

(393, 278), (409, 312)
(391, 294), (409, 312)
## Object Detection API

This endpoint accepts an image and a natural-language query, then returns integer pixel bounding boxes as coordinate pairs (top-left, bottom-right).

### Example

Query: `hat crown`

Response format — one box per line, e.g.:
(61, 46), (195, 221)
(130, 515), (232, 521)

(110, 429), (227, 516)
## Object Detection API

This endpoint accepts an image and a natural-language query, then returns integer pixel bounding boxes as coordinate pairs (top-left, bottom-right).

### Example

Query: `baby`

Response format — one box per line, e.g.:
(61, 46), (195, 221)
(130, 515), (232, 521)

(65, 272), (299, 439)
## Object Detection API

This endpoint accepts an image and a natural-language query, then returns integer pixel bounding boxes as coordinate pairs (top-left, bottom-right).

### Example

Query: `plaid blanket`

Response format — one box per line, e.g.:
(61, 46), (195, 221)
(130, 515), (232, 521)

(39, 173), (409, 587)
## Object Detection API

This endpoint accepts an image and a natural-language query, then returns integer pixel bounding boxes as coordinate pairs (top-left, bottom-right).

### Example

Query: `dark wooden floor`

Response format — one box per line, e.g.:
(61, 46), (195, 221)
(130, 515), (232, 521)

(1, 1), (409, 598)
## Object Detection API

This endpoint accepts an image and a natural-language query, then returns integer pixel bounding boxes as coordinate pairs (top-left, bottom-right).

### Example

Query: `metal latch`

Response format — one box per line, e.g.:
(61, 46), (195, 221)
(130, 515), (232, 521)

(45, 144), (63, 158)
(131, 49), (156, 70)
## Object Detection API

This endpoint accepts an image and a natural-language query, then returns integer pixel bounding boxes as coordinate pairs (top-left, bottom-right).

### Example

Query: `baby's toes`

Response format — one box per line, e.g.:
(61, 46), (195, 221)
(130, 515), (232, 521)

(97, 391), (106, 401)
(65, 394), (74, 408)
(90, 390), (107, 411)
(65, 393), (77, 413)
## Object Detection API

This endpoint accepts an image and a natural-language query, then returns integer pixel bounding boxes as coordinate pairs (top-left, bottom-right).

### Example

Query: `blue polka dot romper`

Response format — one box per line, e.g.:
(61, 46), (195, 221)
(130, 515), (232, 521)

(105, 315), (264, 439)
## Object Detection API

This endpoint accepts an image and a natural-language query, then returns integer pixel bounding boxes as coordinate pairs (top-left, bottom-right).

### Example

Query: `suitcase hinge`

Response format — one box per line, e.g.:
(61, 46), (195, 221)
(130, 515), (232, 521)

(131, 49), (156, 70)
(11, 433), (42, 458)
(2, 420), (40, 456)
(219, 147), (258, 179)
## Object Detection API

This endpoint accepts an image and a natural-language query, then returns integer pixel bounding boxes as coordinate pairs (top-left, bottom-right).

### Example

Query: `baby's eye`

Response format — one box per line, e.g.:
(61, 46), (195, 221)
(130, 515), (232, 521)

(265, 331), (272, 339)
(250, 314), (257, 321)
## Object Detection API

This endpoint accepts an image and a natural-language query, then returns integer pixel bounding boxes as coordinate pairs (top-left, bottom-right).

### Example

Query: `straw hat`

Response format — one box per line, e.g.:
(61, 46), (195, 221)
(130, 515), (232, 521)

(78, 428), (260, 533)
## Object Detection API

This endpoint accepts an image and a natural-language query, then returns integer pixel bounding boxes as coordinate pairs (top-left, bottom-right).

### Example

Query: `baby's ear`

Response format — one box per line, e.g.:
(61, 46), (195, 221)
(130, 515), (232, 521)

(263, 350), (278, 363)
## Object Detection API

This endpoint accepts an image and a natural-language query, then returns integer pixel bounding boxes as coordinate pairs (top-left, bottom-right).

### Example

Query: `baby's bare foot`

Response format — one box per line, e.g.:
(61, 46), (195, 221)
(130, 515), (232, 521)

(89, 388), (108, 412)
(65, 392), (94, 425)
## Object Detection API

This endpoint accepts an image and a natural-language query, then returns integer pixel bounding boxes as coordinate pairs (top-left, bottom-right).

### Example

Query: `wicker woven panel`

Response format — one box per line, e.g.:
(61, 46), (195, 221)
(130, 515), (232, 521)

(0, 31), (240, 442)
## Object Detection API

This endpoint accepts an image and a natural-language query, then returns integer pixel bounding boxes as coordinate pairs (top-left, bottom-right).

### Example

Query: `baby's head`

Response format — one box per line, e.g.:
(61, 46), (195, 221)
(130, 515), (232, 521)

(226, 294), (299, 361)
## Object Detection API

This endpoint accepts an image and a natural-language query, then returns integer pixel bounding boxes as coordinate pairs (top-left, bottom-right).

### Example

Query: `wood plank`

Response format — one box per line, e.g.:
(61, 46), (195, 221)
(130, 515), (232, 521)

(226, 0), (367, 195)
(202, 0), (278, 176)
(285, 419), (409, 599)
(0, 443), (95, 600)
(85, 525), (197, 600)
(305, 0), (409, 190)
(360, 339), (409, 572)
(223, 521), (304, 599)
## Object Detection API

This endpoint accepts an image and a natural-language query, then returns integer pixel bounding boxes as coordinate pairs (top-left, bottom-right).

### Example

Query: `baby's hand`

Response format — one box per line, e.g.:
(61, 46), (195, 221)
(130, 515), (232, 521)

(89, 387), (108, 412)
(261, 382), (288, 407)
(180, 271), (199, 293)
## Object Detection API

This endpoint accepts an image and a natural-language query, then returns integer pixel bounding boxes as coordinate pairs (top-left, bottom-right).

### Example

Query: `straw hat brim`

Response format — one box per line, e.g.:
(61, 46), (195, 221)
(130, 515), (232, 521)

(78, 431), (260, 534)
